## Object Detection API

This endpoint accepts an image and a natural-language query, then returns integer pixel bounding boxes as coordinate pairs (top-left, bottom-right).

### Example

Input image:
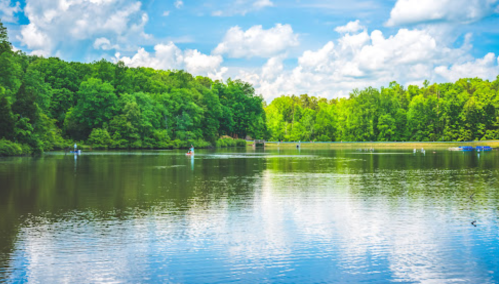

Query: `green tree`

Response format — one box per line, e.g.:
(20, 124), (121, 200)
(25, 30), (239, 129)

(0, 51), (22, 98)
(63, 78), (117, 140)
(0, 20), (11, 54)
(0, 95), (15, 139)
(377, 114), (396, 141)
(88, 128), (112, 149)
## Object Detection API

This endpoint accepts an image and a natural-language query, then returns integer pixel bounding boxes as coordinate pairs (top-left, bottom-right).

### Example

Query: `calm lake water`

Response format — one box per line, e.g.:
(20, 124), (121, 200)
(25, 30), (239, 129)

(1, 148), (499, 283)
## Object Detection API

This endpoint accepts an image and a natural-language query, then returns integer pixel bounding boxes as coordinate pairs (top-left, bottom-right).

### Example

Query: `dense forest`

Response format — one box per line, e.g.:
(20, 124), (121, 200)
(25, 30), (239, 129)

(265, 77), (499, 142)
(1, 20), (499, 156)
(0, 21), (266, 155)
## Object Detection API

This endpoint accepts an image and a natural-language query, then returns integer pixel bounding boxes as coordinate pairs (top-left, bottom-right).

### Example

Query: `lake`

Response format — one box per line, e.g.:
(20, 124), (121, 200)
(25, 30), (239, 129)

(1, 148), (498, 283)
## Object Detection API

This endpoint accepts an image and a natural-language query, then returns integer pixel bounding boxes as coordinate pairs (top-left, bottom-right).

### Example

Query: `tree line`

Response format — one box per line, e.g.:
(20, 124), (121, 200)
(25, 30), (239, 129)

(0, 21), (266, 155)
(1, 19), (499, 156)
(265, 78), (499, 142)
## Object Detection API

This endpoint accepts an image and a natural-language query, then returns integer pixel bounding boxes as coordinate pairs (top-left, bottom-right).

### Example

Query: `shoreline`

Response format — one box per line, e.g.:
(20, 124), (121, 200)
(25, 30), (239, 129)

(261, 141), (499, 150)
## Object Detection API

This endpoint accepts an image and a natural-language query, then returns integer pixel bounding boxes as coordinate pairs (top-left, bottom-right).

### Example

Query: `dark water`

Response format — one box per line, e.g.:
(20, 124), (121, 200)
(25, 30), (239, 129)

(1, 148), (499, 283)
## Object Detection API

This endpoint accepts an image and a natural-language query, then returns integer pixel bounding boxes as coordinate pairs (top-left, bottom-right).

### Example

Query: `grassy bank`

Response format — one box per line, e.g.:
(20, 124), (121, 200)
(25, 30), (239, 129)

(262, 141), (499, 150)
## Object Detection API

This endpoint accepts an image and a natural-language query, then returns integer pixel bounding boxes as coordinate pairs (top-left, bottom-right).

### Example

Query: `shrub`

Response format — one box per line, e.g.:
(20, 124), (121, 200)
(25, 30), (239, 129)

(215, 137), (248, 148)
(236, 139), (246, 147)
(88, 128), (112, 149)
(150, 129), (170, 148)
(0, 139), (23, 156)
(194, 139), (211, 148)
(171, 139), (184, 149)
(20, 143), (32, 155)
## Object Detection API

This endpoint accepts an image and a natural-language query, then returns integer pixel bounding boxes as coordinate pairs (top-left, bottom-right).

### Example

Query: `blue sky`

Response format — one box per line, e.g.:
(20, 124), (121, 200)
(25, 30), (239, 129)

(1, 0), (499, 100)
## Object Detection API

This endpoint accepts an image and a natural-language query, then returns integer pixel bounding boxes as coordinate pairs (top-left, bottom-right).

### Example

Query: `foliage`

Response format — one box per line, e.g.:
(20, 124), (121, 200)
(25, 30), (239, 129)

(0, 22), (268, 155)
(0, 20), (11, 54)
(216, 137), (247, 148)
(88, 128), (112, 149)
(0, 139), (24, 156)
(0, 95), (15, 139)
(265, 78), (499, 142)
(2, 21), (499, 156)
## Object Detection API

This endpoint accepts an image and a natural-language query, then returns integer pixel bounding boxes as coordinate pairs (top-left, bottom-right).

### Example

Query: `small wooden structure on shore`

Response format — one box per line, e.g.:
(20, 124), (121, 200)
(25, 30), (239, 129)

(253, 140), (266, 148)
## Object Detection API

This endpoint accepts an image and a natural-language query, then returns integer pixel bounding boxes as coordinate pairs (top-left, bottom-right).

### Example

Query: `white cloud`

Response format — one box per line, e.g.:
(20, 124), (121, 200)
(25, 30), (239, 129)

(334, 20), (365, 33)
(435, 52), (499, 82)
(174, 0), (183, 9)
(386, 0), (499, 26)
(208, 66), (229, 80)
(162, 10), (170, 16)
(116, 42), (225, 78)
(0, 0), (21, 23)
(17, 0), (151, 56)
(93, 37), (119, 50)
(261, 54), (285, 81)
(253, 0), (273, 9)
(19, 23), (50, 56)
(213, 24), (299, 58)
(116, 43), (184, 70)
(232, 22), (496, 101)
(184, 49), (223, 75)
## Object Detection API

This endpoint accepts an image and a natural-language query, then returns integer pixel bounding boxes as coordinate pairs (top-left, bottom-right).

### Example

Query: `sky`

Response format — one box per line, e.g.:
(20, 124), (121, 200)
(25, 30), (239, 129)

(1, 0), (499, 101)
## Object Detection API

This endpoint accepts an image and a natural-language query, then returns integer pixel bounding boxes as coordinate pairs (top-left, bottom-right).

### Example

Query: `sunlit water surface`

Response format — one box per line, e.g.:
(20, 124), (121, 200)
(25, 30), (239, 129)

(1, 149), (499, 283)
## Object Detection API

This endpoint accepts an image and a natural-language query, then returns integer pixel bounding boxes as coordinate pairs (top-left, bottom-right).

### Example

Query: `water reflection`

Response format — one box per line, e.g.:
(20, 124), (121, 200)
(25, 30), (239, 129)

(190, 154), (194, 171)
(1, 149), (499, 283)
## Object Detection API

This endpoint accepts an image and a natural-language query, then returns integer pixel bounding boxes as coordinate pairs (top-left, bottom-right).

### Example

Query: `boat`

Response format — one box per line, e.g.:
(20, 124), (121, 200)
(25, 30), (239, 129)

(448, 146), (474, 152)
(475, 146), (492, 152)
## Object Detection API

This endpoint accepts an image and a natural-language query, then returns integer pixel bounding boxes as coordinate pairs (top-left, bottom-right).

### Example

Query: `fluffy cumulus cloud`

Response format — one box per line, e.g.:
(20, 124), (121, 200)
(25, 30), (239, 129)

(435, 52), (499, 82)
(0, 0), (21, 23)
(115, 42), (225, 78)
(9, 0), (498, 100)
(213, 24), (299, 58)
(236, 23), (499, 101)
(184, 49), (224, 75)
(17, 0), (151, 56)
(334, 20), (365, 33)
(115, 43), (184, 70)
(386, 0), (499, 26)
(93, 37), (119, 50)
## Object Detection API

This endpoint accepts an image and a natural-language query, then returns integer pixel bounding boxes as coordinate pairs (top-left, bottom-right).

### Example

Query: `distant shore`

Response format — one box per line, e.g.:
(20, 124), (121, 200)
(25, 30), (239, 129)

(260, 141), (499, 150)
